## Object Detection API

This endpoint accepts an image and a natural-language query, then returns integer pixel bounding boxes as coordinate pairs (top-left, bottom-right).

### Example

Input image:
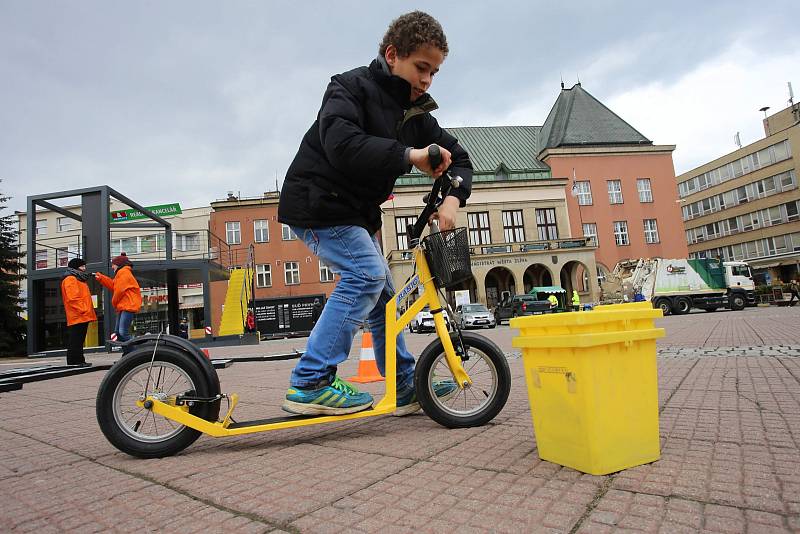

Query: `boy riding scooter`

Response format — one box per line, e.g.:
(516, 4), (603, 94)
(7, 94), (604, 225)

(278, 11), (473, 416)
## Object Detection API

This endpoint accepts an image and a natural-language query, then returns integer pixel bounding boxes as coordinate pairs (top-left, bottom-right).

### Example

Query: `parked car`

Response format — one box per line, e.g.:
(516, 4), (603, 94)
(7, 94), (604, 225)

(455, 303), (496, 329)
(409, 305), (450, 333)
(493, 294), (551, 324)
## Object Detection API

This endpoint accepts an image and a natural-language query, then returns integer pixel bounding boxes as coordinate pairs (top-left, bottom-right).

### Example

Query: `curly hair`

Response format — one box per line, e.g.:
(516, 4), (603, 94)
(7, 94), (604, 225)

(379, 11), (448, 58)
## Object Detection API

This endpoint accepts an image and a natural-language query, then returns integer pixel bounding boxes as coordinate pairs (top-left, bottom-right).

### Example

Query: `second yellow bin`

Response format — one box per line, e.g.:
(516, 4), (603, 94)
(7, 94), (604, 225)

(510, 302), (665, 475)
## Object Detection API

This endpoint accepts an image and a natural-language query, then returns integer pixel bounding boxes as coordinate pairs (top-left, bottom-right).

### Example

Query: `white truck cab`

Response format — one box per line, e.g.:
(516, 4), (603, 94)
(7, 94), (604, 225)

(723, 261), (755, 292)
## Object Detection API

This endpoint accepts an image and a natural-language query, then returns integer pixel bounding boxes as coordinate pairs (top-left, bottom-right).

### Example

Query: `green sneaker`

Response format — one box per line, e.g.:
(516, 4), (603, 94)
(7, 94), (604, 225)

(282, 376), (374, 415)
(393, 379), (458, 417)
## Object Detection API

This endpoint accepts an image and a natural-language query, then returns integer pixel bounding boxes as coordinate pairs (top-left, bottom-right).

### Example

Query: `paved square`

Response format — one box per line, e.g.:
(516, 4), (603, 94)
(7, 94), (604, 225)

(1, 307), (799, 532)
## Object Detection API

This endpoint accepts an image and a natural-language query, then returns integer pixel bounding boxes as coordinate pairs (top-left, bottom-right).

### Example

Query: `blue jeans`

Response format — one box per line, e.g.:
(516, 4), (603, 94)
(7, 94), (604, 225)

(290, 225), (416, 391)
(115, 311), (135, 342)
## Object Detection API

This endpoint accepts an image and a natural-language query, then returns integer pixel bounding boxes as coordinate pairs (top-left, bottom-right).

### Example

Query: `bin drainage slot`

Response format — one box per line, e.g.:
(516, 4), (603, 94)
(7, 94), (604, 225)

(565, 372), (577, 394)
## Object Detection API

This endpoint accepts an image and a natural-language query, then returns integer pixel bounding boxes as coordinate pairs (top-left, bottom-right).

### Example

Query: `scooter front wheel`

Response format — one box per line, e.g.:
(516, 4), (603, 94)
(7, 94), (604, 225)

(96, 345), (219, 458)
(414, 332), (511, 428)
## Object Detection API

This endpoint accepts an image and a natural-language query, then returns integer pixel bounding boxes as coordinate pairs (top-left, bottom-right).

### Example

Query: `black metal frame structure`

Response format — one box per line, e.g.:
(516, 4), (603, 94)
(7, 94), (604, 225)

(25, 186), (228, 355)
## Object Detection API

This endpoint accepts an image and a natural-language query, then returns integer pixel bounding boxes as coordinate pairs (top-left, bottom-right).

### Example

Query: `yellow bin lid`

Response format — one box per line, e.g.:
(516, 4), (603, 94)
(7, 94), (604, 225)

(510, 301), (663, 337)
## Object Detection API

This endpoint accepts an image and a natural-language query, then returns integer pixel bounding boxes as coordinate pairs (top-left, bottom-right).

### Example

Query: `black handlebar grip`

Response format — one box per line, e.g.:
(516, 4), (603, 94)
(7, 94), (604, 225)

(428, 144), (442, 170)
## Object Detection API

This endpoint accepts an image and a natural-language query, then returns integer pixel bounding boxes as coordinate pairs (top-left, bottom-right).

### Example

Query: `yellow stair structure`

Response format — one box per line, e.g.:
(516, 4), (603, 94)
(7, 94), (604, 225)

(217, 263), (254, 336)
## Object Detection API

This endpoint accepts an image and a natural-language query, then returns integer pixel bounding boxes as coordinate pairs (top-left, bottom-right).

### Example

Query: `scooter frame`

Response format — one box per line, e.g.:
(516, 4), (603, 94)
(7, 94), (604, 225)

(136, 231), (472, 437)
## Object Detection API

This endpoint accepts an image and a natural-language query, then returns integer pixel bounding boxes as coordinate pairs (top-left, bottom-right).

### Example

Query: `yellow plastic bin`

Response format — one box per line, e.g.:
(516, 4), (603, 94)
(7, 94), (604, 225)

(510, 302), (665, 475)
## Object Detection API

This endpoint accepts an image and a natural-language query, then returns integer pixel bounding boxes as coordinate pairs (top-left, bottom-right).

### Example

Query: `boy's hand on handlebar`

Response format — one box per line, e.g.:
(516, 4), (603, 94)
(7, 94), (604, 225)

(429, 196), (459, 231)
(410, 144), (452, 177)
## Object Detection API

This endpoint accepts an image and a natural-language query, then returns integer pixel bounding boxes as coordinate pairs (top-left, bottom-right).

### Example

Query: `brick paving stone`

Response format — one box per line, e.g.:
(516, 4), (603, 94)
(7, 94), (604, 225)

(612, 437), (799, 514)
(292, 460), (598, 533)
(0, 428), (84, 479)
(577, 490), (791, 533)
(167, 442), (413, 524)
(307, 412), (486, 460)
(660, 407), (800, 449)
(0, 459), (271, 532)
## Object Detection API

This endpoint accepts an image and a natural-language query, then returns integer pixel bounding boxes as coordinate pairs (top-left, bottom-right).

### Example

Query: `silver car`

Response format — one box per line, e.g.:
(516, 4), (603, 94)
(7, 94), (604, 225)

(455, 303), (496, 329)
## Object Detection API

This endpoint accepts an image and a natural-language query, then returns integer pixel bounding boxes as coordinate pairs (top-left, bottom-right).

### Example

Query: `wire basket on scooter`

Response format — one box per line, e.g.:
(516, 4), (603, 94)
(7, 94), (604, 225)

(422, 227), (472, 289)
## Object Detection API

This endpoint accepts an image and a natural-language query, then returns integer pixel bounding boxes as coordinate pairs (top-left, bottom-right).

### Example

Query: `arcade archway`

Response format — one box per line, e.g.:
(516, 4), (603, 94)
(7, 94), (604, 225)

(485, 267), (515, 309)
(560, 260), (592, 296)
(523, 263), (554, 293)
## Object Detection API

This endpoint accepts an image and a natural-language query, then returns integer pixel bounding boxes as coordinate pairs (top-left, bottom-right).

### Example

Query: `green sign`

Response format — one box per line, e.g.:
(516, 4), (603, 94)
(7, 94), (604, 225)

(110, 203), (182, 223)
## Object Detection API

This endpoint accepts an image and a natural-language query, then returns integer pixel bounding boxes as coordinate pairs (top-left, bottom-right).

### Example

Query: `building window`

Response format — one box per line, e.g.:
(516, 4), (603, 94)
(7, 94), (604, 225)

(56, 248), (69, 267)
(57, 217), (72, 232)
(35, 219), (47, 236)
(319, 260), (335, 282)
(643, 219), (659, 243)
(35, 250), (48, 269)
(140, 234), (159, 253)
(607, 180), (623, 204)
(572, 181), (593, 205)
(225, 221), (241, 245)
(613, 221), (629, 246)
(282, 224), (296, 241)
(256, 264), (272, 288)
(254, 220), (269, 243)
(174, 232), (200, 251)
(284, 262), (300, 285)
(502, 210), (525, 243)
(582, 223), (598, 247)
(395, 216), (417, 250)
(467, 212), (491, 245)
(536, 208), (558, 241)
(637, 178), (653, 203)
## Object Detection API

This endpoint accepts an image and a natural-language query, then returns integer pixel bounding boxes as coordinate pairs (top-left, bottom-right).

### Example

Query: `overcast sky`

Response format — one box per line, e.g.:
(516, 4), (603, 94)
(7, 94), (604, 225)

(2, 0), (798, 216)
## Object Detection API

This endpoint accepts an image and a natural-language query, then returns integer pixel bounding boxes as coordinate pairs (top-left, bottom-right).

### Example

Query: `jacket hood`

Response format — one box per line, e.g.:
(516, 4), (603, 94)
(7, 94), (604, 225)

(369, 56), (435, 110)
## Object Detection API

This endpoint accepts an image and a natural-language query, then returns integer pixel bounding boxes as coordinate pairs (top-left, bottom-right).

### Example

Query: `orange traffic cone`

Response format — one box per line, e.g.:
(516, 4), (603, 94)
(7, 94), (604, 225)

(348, 332), (384, 383)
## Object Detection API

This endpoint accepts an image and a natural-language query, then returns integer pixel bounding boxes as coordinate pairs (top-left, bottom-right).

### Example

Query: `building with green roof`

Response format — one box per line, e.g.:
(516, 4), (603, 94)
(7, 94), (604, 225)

(384, 83), (686, 309)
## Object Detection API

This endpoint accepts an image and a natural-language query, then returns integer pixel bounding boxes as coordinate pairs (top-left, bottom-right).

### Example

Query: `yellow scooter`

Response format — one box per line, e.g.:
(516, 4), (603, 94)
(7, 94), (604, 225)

(96, 146), (511, 458)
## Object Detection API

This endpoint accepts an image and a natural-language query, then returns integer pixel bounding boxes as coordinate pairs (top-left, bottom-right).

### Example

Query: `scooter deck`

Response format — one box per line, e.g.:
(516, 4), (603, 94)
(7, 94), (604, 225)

(227, 408), (376, 429)
(147, 397), (393, 436)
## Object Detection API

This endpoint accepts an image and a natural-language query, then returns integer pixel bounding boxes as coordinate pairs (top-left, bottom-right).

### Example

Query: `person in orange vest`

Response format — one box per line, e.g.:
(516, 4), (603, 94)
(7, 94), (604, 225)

(61, 258), (97, 366)
(95, 253), (142, 343)
(245, 310), (256, 333)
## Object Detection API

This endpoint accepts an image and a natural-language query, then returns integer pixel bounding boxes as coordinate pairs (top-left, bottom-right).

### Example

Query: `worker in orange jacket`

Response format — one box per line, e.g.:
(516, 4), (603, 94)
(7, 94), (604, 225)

(95, 253), (142, 343)
(61, 258), (97, 365)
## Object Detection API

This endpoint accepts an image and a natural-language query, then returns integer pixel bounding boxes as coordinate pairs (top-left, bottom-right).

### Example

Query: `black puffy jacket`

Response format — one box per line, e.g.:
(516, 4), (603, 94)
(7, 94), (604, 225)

(278, 57), (473, 234)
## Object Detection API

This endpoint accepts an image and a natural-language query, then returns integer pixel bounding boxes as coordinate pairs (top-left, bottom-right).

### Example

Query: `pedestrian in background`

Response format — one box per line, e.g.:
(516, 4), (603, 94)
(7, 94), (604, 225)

(95, 253), (142, 343)
(61, 257), (96, 366)
(789, 277), (800, 307)
(311, 298), (322, 326)
(571, 290), (580, 311)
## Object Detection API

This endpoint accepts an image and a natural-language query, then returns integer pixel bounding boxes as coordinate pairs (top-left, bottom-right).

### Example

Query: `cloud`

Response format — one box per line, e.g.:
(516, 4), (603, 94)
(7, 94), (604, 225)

(1, 0), (798, 218)
(606, 41), (800, 174)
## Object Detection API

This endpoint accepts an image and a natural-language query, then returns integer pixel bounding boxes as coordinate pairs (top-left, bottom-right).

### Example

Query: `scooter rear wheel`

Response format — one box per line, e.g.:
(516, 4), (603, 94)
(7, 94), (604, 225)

(414, 332), (511, 428)
(96, 345), (219, 458)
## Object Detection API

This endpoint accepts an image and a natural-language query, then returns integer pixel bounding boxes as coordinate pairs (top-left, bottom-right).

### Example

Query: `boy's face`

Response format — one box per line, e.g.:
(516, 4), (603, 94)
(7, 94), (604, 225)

(385, 44), (444, 102)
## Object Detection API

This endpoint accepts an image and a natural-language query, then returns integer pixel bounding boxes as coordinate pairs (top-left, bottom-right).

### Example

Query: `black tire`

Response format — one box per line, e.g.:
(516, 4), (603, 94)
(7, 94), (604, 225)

(96, 345), (220, 458)
(409, 323), (415, 334)
(414, 332), (511, 428)
(729, 293), (746, 311)
(655, 298), (672, 316)
(673, 297), (692, 315)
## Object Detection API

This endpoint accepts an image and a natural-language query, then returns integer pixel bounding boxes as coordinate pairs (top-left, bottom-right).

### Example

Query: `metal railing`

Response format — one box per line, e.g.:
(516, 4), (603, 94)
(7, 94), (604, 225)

(22, 228), (232, 272)
(388, 236), (593, 262)
(238, 243), (256, 333)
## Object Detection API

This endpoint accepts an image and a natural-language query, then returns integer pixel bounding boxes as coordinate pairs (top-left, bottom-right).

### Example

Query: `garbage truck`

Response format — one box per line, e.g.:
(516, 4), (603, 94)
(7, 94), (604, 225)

(600, 258), (755, 315)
